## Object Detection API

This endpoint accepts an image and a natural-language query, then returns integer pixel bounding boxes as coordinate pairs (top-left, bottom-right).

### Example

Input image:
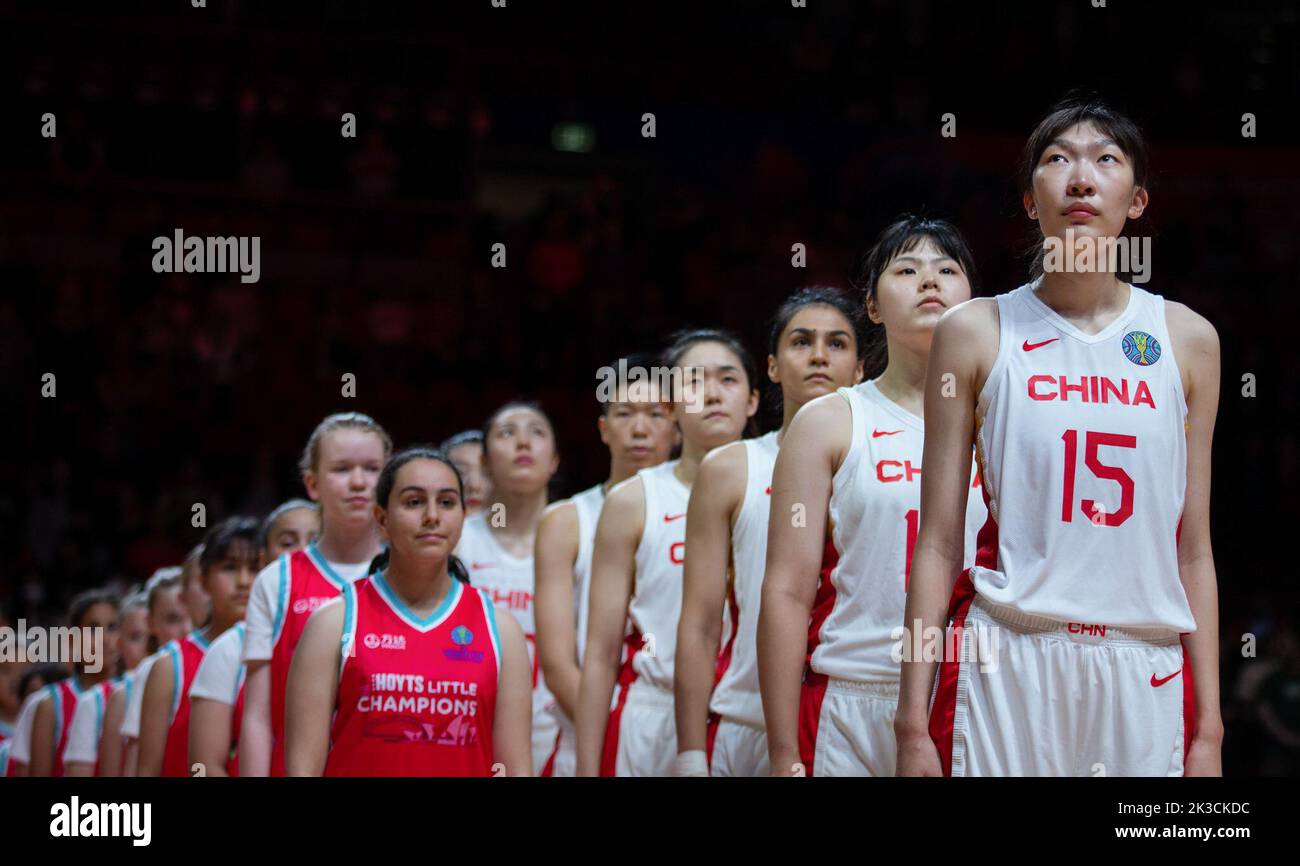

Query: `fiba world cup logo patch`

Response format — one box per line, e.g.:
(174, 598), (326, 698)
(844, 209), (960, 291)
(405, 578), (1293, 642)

(1121, 330), (1161, 366)
(444, 625), (483, 663)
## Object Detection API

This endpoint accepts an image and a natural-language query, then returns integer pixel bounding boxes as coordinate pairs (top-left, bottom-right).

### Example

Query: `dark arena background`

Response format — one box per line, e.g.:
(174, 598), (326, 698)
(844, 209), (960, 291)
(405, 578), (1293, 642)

(2, 0), (1297, 782)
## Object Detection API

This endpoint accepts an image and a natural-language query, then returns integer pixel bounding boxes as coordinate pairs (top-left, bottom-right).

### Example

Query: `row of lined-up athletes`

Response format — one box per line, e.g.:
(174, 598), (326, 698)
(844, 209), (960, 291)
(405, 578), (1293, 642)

(0, 97), (1223, 778)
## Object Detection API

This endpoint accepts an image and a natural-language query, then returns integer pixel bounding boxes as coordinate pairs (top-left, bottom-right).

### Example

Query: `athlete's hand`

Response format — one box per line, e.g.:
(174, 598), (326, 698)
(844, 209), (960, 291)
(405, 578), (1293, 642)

(1183, 734), (1223, 776)
(895, 730), (943, 777)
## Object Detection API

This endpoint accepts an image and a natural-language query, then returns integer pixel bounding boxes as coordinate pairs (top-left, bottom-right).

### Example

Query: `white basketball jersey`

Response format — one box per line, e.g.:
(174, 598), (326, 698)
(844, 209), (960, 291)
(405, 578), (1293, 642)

(456, 512), (556, 717)
(811, 380), (987, 682)
(709, 431), (780, 727)
(571, 483), (606, 666)
(627, 460), (691, 691)
(971, 282), (1195, 631)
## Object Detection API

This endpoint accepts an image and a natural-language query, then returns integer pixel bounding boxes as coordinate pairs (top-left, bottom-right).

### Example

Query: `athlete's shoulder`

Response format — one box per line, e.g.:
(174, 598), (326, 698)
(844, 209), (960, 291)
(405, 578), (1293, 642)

(700, 439), (748, 472)
(604, 472), (645, 506)
(540, 496), (579, 522)
(786, 390), (853, 453)
(1163, 299), (1220, 353)
(938, 296), (1000, 338)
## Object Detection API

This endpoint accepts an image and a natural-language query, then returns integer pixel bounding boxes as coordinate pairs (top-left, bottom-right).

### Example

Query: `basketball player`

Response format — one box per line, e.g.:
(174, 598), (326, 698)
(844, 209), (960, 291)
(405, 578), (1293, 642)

(896, 97), (1222, 776)
(240, 413), (391, 776)
(759, 218), (985, 777)
(455, 402), (560, 774)
(285, 447), (532, 776)
(676, 288), (865, 777)
(118, 566), (191, 776)
(577, 329), (759, 776)
(25, 590), (121, 776)
(534, 352), (679, 776)
(138, 517), (259, 776)
(65, 590), (149, 776)
(188, 498), (317, 776)
(443, 430), (491, 517)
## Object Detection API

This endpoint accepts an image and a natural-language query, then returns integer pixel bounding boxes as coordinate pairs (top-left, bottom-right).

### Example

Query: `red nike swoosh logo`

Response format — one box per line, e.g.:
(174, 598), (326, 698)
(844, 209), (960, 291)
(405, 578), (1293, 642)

(663, 513), (686, 522)
(872, 429), (903, 438)
(1150, 670), (1182, 687)
(764, 486), (772, 495)
(1022, 337), (1060, 352)
(470, 562), (497, 570)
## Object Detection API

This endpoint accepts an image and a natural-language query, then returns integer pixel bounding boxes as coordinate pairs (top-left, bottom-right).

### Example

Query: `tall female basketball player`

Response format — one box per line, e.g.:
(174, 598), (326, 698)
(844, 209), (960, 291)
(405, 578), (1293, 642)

(25, 590), (121, 776)
(896, 98), (1222, 776)
(189, 499), (318, 776)
(675, 288), (865, 777)
(239, 413), (391, 776)
(285, 447), (532, 776)
(534, 352), (679, 776)
(759, 218), (984, 777)
(455, 402), (560, 774)
(138, 517), (259, 776)
(577, 329), (759, 776)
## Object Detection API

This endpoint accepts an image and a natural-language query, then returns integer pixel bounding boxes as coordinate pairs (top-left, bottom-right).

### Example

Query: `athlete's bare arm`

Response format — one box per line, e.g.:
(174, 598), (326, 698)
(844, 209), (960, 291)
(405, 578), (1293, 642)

(758, 394), (848, 776)
(492, 609), (535, 777)
(675, 442), (746, 758)
(137, 654), (177, 777)
(1166, 300), (1223, 776)
(189, 696), (235, 777)
(575, 476), (643, 776)
(238, 662), (272, 776)
(895, 298), (998, 776)
(534, 500), (582, 721)
(28, 697), (56, 776)
(283, 600), (344, 777)
(97, 686), (126, 777)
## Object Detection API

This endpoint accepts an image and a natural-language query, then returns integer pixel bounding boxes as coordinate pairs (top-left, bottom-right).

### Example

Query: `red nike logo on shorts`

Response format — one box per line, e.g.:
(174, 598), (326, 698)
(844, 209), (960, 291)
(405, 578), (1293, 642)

(872, 429), (903, 438)
(764, 486), (771, 495)
(664, 513), (685, 522)
(1150, 670), (1182, 687)
(470, 561), (497, 570)
(1022, 337), (1060, 352)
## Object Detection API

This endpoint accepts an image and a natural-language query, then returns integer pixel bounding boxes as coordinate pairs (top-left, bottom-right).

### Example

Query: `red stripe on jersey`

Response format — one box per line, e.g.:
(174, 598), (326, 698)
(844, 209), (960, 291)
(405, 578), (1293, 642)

(797, 672), (828, 776)
(713, 586), (741, 690)
(269, 549), (345, 776)
(50, 680), (81, 777)
(600, 627), (642, 777)
(805, 536), (840, 667)
(929, 483), (998, 777)
(162, 635), (209, 777)
(324, 578), (499, 777)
